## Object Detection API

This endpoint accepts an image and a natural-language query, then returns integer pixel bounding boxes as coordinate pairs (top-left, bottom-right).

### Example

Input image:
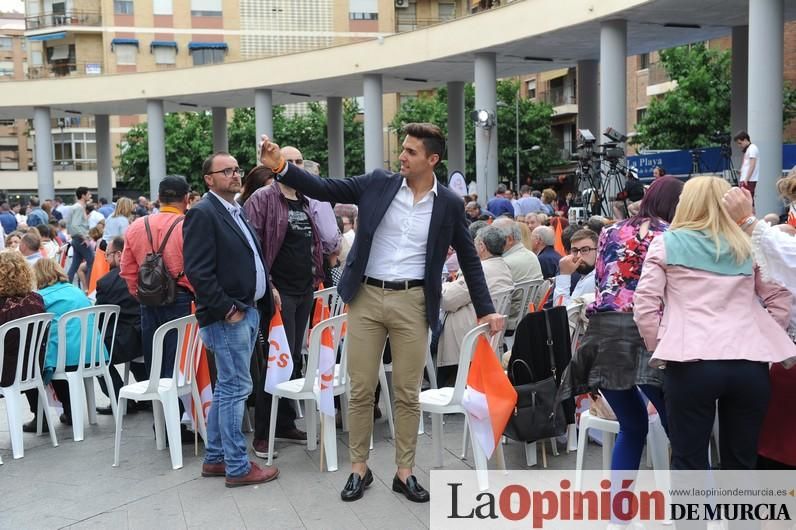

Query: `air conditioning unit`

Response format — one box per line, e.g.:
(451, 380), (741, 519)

(395, 0), (409, 8)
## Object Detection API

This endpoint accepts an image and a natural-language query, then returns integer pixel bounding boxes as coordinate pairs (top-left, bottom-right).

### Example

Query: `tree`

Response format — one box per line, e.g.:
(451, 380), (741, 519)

(390, 80), (562, 186)
(117, 101), (365, 193)
(634, 44), (796, 149)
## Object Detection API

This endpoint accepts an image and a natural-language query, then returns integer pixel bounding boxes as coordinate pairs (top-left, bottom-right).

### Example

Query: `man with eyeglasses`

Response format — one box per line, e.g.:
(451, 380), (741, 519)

(553, 228), (598, 307)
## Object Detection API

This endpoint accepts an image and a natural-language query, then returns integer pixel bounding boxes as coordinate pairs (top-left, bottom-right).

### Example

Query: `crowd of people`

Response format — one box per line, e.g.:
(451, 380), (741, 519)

(1, 122), (795, 508)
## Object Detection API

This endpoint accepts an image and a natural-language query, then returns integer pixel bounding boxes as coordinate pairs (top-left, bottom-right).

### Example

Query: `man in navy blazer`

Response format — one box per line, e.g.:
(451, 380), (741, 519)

(183, 152), (277, 488)
(260, 123), (504, 503)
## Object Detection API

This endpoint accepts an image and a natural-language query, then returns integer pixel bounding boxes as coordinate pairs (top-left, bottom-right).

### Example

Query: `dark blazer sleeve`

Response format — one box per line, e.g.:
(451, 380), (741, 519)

(278, 163), (370, 205)
(183, 205), (237, 322)
(449, 198), (495, 318)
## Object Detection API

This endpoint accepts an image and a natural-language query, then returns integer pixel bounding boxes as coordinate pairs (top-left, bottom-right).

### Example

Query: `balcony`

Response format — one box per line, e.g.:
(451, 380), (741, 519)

(646, 61), (677, 96)
(27, 61), (102, 80)
(25, 10), (102, 31)
(543, 89), (578, 116)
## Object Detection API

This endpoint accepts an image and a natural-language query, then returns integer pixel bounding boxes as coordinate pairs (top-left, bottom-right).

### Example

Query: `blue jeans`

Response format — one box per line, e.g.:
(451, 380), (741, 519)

(140, 291), (193, 379)
(200, 307), (259, 477)
(67, 235), (94, 284)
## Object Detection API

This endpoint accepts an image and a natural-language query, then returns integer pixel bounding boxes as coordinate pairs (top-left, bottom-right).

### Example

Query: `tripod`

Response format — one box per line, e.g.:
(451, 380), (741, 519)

(600, 159), (629, 218)
(713, 143), (738, 186)
(689, 149), (704, 177)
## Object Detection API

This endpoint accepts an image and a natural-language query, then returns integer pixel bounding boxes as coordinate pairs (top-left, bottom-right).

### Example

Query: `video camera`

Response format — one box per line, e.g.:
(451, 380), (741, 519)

(709, 131), (732, 144)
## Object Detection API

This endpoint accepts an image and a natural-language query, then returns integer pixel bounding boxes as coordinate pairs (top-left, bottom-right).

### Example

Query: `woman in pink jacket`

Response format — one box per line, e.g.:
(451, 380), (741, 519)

(634, 176), (796, 470)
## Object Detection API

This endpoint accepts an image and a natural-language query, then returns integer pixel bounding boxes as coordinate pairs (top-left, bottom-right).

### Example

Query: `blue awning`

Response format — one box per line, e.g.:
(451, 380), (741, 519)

(27, 32), (66, 42)
(188, 42), (228, 50)
(150, 40), (178, 50)
(110, 38), (139, 49)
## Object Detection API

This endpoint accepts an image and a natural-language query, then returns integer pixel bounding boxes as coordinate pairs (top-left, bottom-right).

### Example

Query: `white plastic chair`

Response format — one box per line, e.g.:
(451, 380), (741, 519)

(113, 314), (207, 470)
(0, 313), (59, 459)
(574, 408), (669, 491)
(267, 314), (348, 471)
(50, 304), (120, 442)
(420, 323), (505, 491)
(504, 279), (543, 351)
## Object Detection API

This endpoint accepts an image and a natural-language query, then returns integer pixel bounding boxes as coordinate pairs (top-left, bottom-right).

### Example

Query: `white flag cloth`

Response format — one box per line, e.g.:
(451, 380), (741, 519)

(264, 310), (294, 394)
(462, 387), (497, 458)
(317, 327), (336, 417)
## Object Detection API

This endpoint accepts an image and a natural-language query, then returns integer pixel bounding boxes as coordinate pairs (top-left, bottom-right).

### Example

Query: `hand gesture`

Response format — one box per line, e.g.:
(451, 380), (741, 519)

(559, 254), (580, 275)
(478, 313), (505, 336)
(259, 134), (282, 168)
(722, 187), (754, 222)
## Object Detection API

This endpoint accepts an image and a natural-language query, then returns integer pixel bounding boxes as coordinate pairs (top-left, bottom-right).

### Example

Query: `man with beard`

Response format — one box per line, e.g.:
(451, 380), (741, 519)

(553, 228), (597, 307)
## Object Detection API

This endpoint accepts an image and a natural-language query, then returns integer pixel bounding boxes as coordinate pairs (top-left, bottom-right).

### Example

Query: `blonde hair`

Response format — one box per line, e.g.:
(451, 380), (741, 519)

(34, 258), (68, 289)
(0, 250), (34, 297)
(542, 188), (557, 204)
(518, 221), (534, 251)
(670, 176), (750, 263)
(112, 197), (135, 219)
(776, 169), (796, 203)
(536, 213), (549, 226)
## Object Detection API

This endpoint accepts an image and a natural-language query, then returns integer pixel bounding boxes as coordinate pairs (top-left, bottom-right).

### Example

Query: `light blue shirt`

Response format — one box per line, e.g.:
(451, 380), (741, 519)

(209, 191), (268, 302)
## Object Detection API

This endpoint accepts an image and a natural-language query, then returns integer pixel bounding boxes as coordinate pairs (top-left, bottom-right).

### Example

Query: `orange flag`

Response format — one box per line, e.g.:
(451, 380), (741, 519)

(553, 218), (566, 256)
(461, 336), (518, 458)
(87, 247), (110, 296)
(311, 283), (331, 328)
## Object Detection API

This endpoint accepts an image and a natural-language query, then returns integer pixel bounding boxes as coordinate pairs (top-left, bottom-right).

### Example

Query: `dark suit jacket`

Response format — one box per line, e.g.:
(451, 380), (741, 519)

(183, 193), (274, 329)
(278, 165), (495, 328)
(95, 267), (141, 363)
(538, 245), (562, 279)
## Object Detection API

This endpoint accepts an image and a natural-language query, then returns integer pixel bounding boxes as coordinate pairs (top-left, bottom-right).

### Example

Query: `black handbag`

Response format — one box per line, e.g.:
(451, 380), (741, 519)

(503, 310), (567, 442)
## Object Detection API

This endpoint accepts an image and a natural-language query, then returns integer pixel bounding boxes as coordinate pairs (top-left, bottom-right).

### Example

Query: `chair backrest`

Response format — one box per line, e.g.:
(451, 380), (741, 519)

(0, 312), (54, 390)
(449, 323), (491, 405)
(300, 286), (344, 363)
(56, 304), (119, 374)
(567, 301), (587, 355)
(528, 279), (552, 309)
(145, 314), (202, 395)
(489, 287), (513, 352)
(507, 278), (543, 330)
(301, 313), (347, 394)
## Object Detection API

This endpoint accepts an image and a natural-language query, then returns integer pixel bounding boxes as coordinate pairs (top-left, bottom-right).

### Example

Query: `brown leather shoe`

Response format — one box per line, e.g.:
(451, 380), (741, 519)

(201, 461), (226, 477)
(225, 461), (279, 488)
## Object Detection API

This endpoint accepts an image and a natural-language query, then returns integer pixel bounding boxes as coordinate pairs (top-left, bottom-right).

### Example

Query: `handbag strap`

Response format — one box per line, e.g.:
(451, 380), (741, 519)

(510, 358), (535, 383)
(543, 308), (557, 377)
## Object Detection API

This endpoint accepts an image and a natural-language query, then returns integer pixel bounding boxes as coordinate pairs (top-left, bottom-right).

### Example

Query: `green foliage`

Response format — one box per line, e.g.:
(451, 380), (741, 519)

(390, 80), (562, 185)
(784, 82), (796, 139)
(116, 101), (366, 194)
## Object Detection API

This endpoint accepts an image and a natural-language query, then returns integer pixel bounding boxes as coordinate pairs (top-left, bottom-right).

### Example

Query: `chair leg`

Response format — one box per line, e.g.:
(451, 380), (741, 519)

(575, 423), (589, 491)
(102, 368), (118, 420)
(431, 413), (444, 468)
(84, 377), (97, 425)
(113, 397), (126, 467)
(322, 412), (337, 472)
(340, 392), (349, 433)
(121, 362), (130, 416)
(66, 374), (87, 442)
(152, 400), (166, 450)
(468, 420), (489, 492)
(294, 400), (303, 419)
(550, 437), (559, 456)
(495, 440), (507, 471)
(4, 390), (24, 459)
(525, 442), (537, 467)
(161, 393), (183, 470)
(460, 416), (469, 460)
(567, 423), (578, 453)
(267, 396), (279, 467)
(417, 411), (425, 435)
(305, 400), (317, 451)
(602, 432), (615, 471)
(38, 383), (58, 448)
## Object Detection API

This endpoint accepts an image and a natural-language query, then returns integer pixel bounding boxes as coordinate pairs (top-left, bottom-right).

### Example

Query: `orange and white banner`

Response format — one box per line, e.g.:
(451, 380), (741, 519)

(264, 309), (294, 393)
(461, 336), (517, 458)
(317, 326), (335, 417)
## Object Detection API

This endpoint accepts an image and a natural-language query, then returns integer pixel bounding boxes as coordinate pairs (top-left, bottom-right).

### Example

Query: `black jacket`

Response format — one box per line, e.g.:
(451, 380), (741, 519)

(278, 165), (494, 328)
(183, 193), (274, 329)
(95, 267), (141, 363)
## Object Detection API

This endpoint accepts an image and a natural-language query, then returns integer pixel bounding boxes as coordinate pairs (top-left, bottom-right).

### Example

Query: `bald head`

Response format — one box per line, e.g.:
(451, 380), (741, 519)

(280, 146), (303, 167)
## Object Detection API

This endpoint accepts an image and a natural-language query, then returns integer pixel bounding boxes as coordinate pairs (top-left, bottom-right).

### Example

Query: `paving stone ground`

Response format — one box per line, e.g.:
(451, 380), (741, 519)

(0, 381), (610, 530)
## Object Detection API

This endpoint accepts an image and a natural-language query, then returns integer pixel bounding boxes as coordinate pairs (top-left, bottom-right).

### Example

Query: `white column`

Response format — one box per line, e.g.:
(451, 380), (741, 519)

(33, 106), (54, 201)
(255, 88), (273, 140)
(212, 107), (228, 153)
(95, 114), (113, 202)
(146, 99), (166, 201)
(326, 97), (345, 178)
(599, 20), (627, 216)
(748, 0), (783, 216)
(447, 81), (466, 177)
(474, 52), (498, 203)
(730, 25), (748, 168)
(363, 74), (384, 172)
(577, 59), (599, 136)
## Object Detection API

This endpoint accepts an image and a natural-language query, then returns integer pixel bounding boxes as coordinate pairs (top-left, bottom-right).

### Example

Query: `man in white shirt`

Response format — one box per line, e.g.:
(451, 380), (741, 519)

(86, 203), (105, 229)
(735, 130), (759, 204)
(554, 228), (598, 307)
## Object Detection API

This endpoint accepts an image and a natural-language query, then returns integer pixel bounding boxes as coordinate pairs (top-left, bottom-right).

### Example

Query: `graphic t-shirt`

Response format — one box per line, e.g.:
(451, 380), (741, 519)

(271, 198), (313, 296)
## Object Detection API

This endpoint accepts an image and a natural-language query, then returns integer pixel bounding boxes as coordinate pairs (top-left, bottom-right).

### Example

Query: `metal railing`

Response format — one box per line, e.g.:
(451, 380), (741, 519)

(543, 90), (576, 107)
(647, 61), (671, 86)
(27, 61), (102, 80)
(25, 10), (103, 31)
(395, 15), (462, 32)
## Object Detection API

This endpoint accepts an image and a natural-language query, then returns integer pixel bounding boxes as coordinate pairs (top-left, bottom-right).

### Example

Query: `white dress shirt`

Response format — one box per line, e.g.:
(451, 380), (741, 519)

(364, 178), (437, 281)
(554, 268), (596, 307)
(209, 191), (267, 302)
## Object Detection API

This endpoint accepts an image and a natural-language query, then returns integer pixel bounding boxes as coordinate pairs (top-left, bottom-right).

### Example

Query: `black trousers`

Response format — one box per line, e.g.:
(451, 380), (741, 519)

(664, 360), (770, 470)
(280, 291), (314, 378)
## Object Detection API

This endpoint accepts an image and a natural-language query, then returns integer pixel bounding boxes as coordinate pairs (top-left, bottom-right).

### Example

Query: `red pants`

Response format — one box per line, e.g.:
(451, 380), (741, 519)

(741, 181), (756, 207)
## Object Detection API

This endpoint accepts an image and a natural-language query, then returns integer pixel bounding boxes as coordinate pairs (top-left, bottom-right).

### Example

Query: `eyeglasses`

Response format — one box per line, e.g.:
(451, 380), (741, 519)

(285, 159), (303, 165)
(570, 246), (597, 256)
(207, 167), (243, 178)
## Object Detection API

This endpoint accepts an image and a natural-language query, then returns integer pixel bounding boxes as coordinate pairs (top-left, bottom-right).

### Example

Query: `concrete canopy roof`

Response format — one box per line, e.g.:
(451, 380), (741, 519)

(0, 0), (794, 119)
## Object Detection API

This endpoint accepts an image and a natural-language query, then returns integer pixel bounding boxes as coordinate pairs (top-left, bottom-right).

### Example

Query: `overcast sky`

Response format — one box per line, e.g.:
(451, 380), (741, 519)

(0, 0), (23, 13)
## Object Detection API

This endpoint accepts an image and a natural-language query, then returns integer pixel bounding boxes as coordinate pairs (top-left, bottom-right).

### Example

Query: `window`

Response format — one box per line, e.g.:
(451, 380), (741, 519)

(191, 0), (222, 16)
(636, 107), (647, 123)
(396, 1), (417, 32)
(191, 48), (225, 65)
(31, 51), (43, 66)
(114, 43), (137, 65)
(526, 79), (536, 99)
(153, 0), (173, 15)
(0, 61), (13, 76)
(349, 0), (378, 19)
(52, 132), (96, 171)
(153, 46), (176, 65)
(0, 119), (15, 126)
(0, 37), (12, 50)
(114, 0), (134, 15)
(439, 3), (456, 20)
(639, 53), (650, 70)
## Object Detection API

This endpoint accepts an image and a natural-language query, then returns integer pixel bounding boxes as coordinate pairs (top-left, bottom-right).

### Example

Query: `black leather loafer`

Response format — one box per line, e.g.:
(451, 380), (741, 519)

(340, 468), (373, 502)
(392, 474), (430, 503)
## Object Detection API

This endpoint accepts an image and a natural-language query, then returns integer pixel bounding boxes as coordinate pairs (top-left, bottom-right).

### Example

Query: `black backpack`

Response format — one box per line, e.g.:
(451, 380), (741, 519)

(137, 216), (184, 306)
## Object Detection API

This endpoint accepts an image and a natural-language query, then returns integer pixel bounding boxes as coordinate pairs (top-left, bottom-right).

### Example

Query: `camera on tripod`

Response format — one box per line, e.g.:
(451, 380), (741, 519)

(601, 143), (625, 162)
(709, 131), (732, 145)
